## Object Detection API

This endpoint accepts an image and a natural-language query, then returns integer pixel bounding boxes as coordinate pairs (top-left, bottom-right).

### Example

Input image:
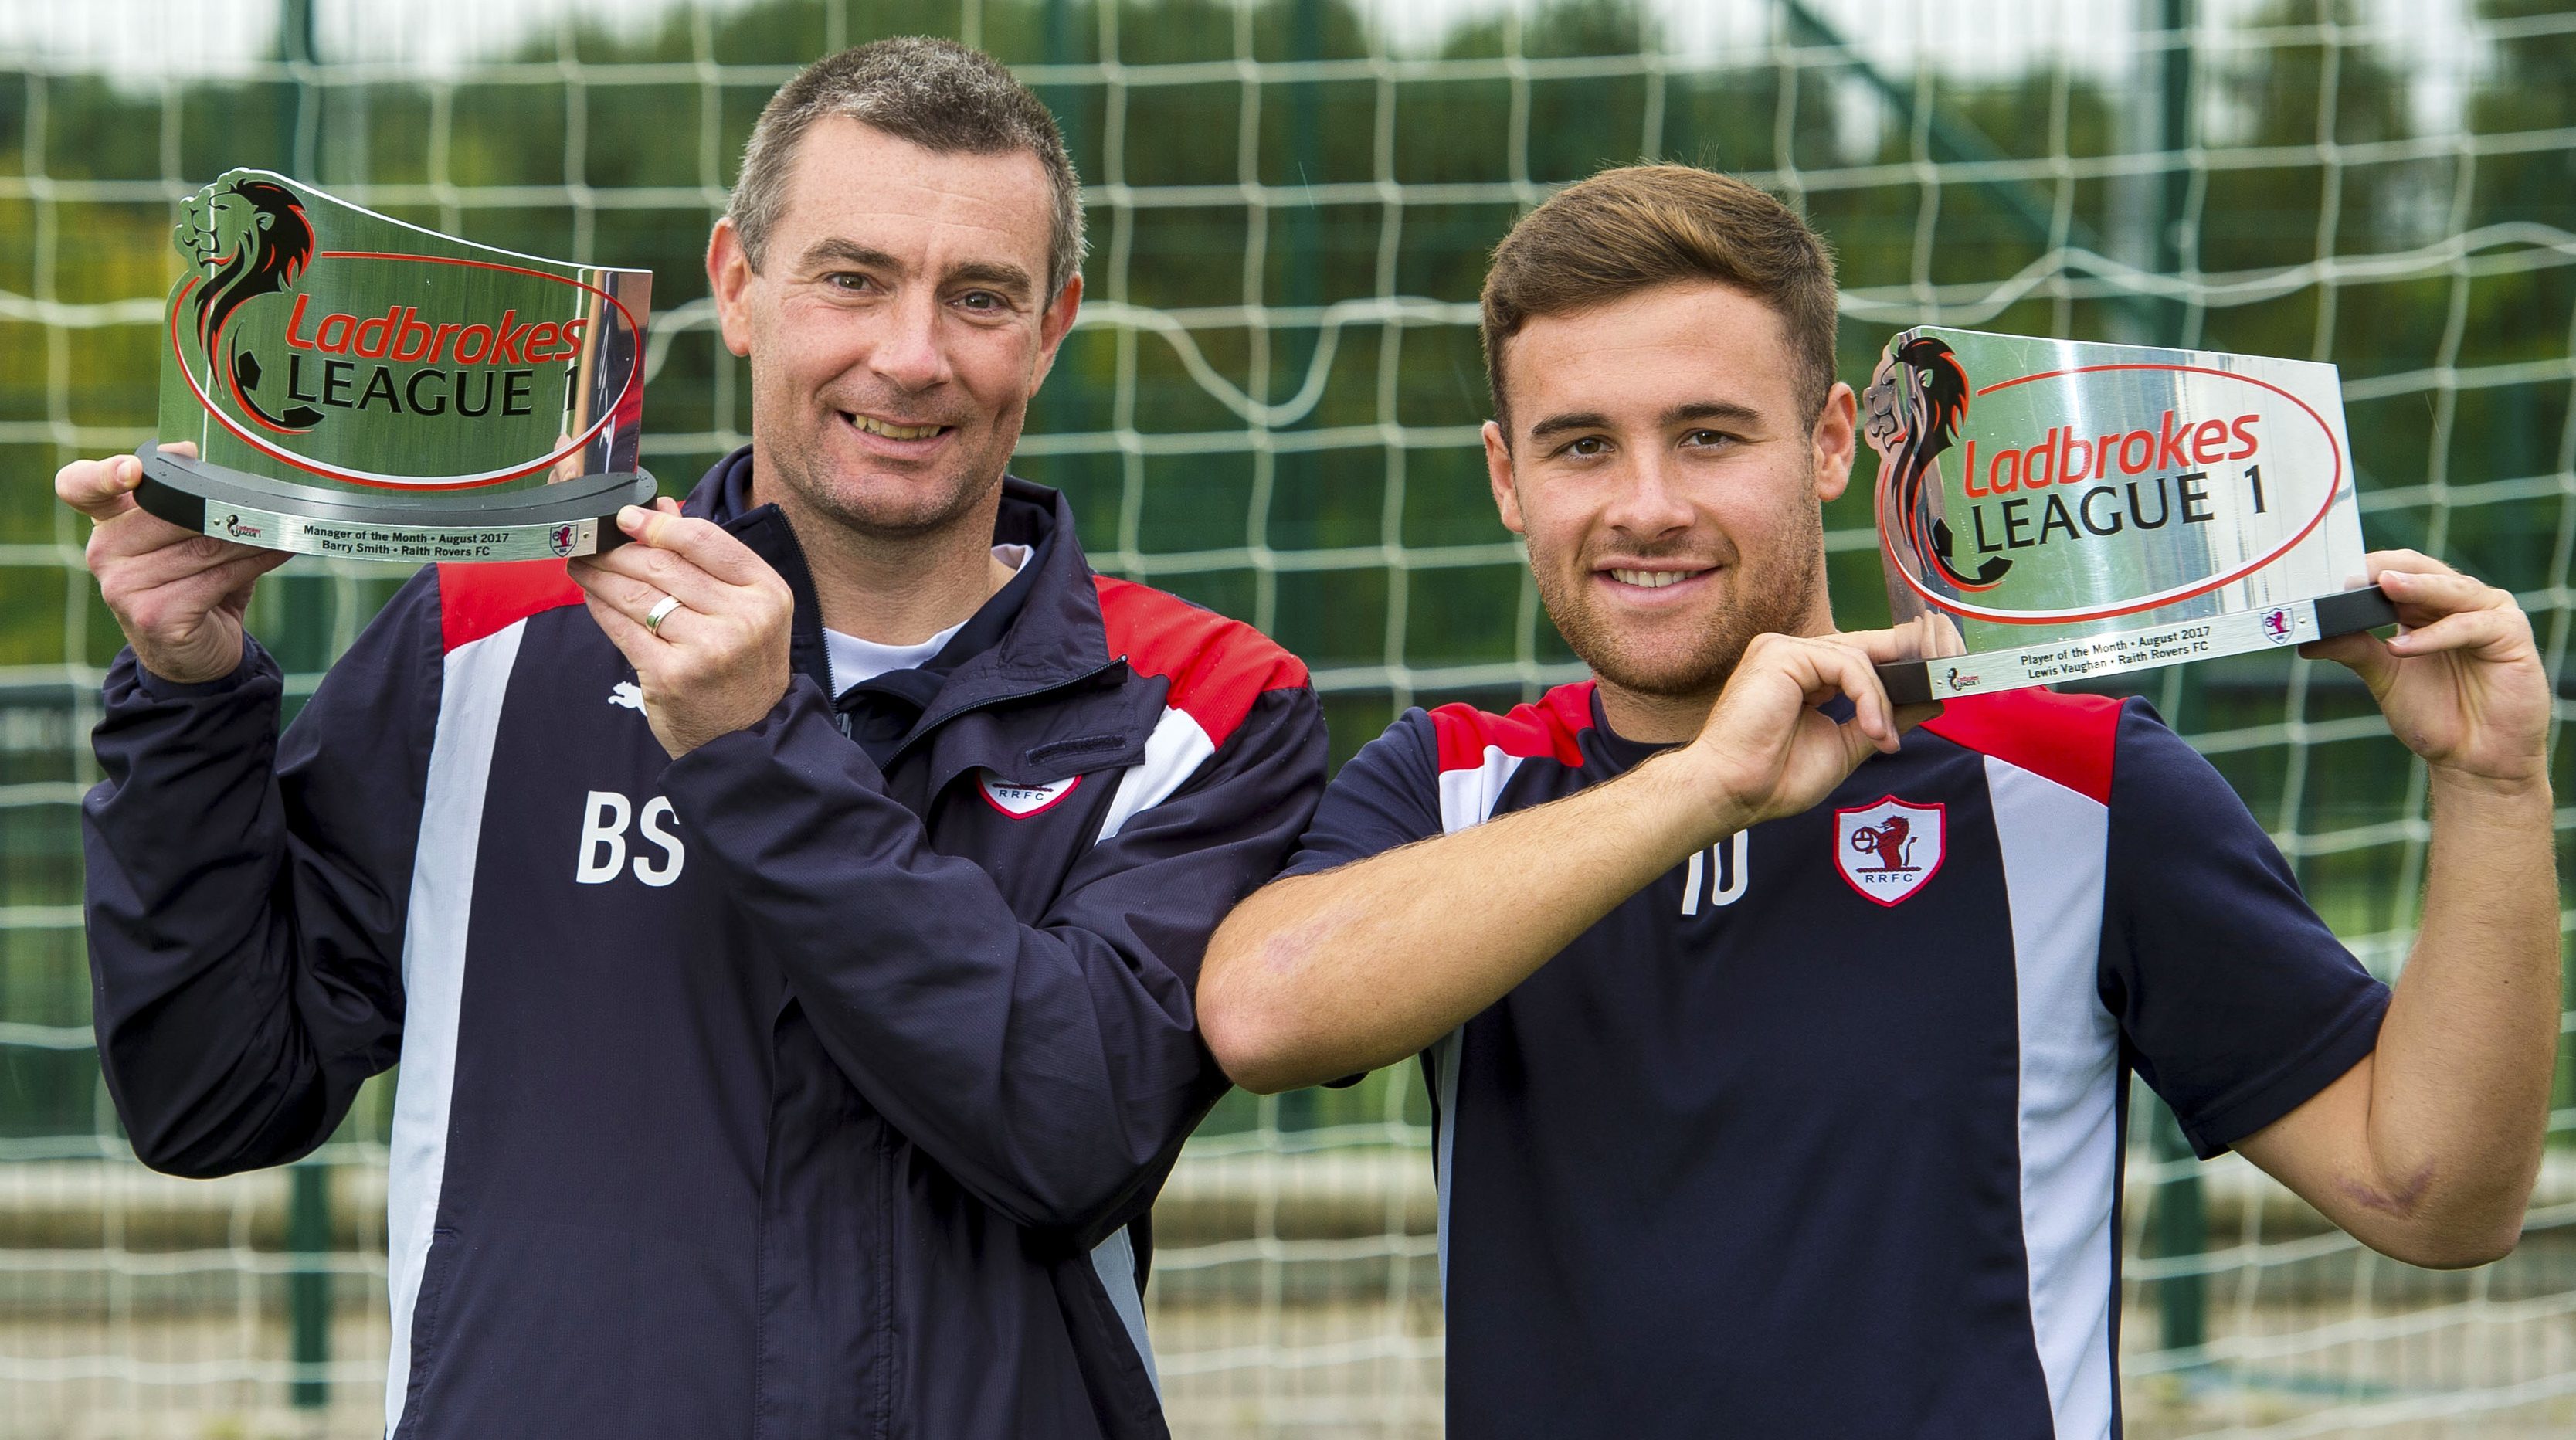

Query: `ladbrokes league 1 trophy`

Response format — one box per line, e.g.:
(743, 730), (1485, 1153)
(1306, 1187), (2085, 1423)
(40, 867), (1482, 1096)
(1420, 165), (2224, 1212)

(1862, 327), (2397, 705)
(138, 168), (655, 562)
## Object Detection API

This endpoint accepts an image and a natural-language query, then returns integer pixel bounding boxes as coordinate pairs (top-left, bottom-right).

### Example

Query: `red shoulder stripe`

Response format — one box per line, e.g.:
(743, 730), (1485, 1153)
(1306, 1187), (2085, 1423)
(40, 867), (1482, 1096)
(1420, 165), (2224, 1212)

(1429, 681), (1596, 771)
(438, 560), (584, 654)
(1919, 688), (2122, 805)
(1094, 576), (1310, 747)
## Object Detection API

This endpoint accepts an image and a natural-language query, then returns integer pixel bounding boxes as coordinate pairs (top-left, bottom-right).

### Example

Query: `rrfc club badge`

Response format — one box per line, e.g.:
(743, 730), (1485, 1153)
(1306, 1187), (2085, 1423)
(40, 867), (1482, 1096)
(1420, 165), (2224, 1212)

(1835, 796), (1945, 907)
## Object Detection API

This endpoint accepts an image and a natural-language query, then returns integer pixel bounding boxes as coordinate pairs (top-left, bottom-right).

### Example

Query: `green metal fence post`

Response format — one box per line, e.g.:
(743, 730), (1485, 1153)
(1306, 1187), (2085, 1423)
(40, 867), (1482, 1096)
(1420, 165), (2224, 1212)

(2143, 0), (2210, 1366)
(1285, 0), (1324, 338)
(1271, 0), (1325, 1142)
(277, 0), (315, 180)
(288, 1161), (332, 1409)
(1042, 0), (1084, 167)
(280, 4), (333, 1404)
(2154, 0), (2197, 350)
(2148, 1097), (2207, 1360)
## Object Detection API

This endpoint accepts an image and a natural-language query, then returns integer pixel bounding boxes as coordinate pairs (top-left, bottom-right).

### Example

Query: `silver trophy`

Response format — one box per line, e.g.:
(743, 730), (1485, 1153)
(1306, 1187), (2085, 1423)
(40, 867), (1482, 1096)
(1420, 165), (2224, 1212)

(137, 168), (657, 563)
(1862, 326), (2394, 704)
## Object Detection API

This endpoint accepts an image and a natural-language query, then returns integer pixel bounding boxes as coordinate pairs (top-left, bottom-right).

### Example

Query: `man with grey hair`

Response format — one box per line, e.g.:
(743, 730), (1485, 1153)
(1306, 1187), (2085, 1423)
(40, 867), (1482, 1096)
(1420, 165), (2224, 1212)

(60, 36), (1322, 1439)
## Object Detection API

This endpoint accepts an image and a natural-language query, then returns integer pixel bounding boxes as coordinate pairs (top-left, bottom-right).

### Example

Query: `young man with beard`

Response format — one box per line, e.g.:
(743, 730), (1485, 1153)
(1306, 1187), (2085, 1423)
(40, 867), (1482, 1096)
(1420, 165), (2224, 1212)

(60, 39), (1322, 1440)
(1194, 165), (2560, 1438)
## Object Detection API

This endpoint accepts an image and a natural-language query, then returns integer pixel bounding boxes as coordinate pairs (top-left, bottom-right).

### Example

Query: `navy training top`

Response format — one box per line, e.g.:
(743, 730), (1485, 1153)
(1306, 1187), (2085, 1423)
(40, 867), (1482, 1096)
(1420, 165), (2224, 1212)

(1283, 682), (2388, 1440)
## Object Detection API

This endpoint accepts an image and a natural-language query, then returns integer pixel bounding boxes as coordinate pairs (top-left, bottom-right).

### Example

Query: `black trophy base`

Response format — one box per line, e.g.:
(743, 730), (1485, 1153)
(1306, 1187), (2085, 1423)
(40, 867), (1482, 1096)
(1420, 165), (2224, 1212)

(134, 445), (657, 564)
(1873, 586), (2401, 707)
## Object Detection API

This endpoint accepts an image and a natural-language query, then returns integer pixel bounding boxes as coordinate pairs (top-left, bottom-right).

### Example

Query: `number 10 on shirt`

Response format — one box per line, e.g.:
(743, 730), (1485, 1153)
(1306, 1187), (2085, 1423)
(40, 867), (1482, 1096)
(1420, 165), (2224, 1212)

(1679, 831), (1750, 917)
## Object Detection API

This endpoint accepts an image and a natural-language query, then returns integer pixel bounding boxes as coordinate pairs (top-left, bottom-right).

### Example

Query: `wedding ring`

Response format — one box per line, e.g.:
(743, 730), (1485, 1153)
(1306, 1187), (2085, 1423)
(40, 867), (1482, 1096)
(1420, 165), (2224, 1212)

(643, 593), (684, 636)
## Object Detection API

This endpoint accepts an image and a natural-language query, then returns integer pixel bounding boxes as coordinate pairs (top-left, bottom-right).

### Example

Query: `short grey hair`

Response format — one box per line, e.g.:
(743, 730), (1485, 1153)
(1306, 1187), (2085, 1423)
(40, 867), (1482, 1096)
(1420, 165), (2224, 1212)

(728, 37), (1085, 300)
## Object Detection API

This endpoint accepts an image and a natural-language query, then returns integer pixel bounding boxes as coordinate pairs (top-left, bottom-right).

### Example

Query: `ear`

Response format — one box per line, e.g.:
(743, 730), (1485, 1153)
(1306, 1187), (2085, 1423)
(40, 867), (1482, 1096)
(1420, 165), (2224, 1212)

(1811, 381), (1858, 504)
(254, 212), (273, 233)
(1483, 420), (1526, 535)
(705, 218), (757, 360)
(1030, 272), (1084, 389)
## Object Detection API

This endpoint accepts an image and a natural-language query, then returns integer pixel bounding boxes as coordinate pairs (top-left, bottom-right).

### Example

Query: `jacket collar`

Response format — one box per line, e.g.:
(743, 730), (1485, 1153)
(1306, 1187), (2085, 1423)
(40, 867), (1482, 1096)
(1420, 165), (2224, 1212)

(681, 448), (1132, 763)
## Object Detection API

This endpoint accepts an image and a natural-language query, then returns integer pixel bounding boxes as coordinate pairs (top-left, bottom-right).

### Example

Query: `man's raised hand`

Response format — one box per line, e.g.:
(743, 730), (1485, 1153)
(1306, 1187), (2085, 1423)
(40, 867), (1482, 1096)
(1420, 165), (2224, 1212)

(56, 446), (291, 685)
(569, 499), (795, 759)
(2302, 550), (2551, 796)
(1678, 619), (1947, 835)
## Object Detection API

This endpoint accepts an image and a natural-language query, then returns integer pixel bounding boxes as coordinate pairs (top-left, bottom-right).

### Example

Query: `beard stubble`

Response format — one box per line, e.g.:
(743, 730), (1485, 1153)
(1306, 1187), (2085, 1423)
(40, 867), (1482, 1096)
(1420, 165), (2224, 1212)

(759, 382), (1010, 545)
(1532, 492), (1828, 702)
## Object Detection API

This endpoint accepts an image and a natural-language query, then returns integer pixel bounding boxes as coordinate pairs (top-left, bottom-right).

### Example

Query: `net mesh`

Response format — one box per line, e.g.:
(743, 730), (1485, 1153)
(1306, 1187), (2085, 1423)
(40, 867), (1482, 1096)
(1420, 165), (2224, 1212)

(3, 2), (2574, 1435)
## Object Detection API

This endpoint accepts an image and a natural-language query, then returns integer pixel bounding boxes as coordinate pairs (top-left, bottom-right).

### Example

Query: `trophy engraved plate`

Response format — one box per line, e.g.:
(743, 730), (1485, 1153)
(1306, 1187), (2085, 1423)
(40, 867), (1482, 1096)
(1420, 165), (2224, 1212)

(1862, 326), (2394, 705)
(139, 168), (656, 562)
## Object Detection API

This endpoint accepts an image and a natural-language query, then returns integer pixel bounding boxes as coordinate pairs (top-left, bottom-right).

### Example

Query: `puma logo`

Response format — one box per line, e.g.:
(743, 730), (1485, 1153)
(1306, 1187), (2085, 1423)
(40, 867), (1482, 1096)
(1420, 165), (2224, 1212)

(609, 681), (643, 712)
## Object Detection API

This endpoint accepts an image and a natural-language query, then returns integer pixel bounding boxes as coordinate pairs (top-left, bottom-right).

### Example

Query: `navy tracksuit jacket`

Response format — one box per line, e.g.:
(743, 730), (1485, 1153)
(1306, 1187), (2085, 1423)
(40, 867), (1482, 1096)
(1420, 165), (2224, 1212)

(80, 453), (1327, 1438)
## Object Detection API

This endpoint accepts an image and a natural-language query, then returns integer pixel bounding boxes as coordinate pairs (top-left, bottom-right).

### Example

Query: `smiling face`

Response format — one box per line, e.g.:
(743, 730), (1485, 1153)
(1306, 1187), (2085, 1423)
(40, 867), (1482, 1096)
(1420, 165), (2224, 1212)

(708, 117), (1081, 542)
(1485, 280), (1858, 711)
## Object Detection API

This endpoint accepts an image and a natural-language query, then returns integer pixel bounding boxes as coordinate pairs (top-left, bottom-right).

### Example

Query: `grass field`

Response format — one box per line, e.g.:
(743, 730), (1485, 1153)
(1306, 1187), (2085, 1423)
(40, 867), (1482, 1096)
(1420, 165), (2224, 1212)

(8, 1150), (2576, 1439)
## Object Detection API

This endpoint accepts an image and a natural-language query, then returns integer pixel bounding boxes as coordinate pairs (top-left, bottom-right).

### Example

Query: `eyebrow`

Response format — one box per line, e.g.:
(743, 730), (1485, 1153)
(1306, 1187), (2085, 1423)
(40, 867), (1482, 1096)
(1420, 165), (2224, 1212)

(1662, 400), (1763, 430)
(1526, 410), (1612, 443)
(795, 241), (1037, 302)
(796, 239), (901, 274)
(1524, 399), (1764, 444)
(946, 260), (1037, 301)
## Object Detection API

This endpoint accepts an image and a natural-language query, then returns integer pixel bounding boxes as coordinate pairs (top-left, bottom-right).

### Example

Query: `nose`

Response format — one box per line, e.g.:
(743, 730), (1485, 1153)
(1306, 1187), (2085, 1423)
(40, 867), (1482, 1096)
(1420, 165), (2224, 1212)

(1598, 450), (1696, 542)
(868, 287), (953, 394)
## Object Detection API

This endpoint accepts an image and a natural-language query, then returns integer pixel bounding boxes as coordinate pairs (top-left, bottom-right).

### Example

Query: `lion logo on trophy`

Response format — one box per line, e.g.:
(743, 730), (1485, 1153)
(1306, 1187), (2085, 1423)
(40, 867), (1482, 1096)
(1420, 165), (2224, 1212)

(175, 175), (321, 433)
(1866, 334), (2011, 594)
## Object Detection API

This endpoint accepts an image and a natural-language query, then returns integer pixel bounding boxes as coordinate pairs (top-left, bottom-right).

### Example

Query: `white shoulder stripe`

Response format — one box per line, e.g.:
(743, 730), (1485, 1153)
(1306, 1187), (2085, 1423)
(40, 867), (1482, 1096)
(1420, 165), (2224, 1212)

(1985, 754), (2120, 1440)
(1095, 706), (1215, 843)
(1089, 1226), (1162, 1399)
(1436, 746), (1525, 836)
(384, 619), (522, 1437)
(1426, 1025), (1465, 1299)
(1071, 704), (1222, 1398)
(1423, 745), (1520, 1305)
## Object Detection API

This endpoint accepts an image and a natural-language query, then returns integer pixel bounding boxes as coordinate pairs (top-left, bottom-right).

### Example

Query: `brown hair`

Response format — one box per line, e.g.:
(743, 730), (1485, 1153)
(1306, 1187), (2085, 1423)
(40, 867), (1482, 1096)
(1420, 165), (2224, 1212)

(1480, 165), (1839, 436)
(729, 37), (1085, 299)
